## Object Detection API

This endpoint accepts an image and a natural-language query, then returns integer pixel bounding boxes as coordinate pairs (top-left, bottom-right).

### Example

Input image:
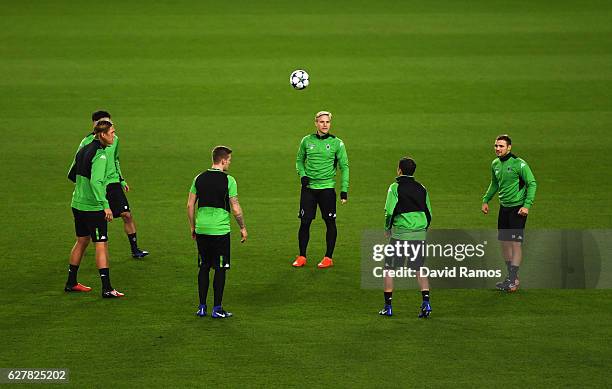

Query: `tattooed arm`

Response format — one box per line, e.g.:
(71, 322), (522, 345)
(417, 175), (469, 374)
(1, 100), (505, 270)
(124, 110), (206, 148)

(230, 196), (248, 242)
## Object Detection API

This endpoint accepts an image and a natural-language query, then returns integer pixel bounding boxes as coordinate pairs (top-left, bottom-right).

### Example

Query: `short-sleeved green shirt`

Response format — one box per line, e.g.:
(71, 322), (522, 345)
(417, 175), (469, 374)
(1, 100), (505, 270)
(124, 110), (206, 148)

(190, 169), (237, 235)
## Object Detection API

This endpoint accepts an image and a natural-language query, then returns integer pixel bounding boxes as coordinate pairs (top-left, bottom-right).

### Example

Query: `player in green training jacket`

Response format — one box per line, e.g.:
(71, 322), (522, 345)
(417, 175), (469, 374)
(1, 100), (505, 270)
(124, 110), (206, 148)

(64, 120), (124, 298)
(292, 111), (349, 269)
(481, 134), (537, 292)
(187, 146), (248, 319)
(380, 157), (432, 318)
(68, 110), (148, 259)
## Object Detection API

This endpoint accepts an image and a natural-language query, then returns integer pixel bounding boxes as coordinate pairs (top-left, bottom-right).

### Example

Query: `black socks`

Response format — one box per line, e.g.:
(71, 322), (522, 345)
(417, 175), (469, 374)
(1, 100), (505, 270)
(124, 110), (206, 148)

(422, 290), (430, 302)
(99, 268), (112, 291)
(198, 266), (227, 307)
(509, 265), (520, 282)
(298, 218), (337, 259)
(298, 219), (312, 257)
(67, 264), (79, 286)
(213, 269), (227, 307)
(198, 265), (211, 305)
(383, 291), (430, 305)
(324, 218), (337, 258)
(128, 233), (138, 252)
(384, 292), (392, 305)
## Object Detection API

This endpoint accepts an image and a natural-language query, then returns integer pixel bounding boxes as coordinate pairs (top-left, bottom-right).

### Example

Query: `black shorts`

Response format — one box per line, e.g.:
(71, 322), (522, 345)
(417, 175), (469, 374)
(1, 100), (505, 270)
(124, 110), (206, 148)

(72, 208), (108, 242)
(106, 182), (130, 218)
(497, 205), (527, 242)
(196, 233), (231, 270)
(384, 238), (426, 270)
(299, 187), (336, 220)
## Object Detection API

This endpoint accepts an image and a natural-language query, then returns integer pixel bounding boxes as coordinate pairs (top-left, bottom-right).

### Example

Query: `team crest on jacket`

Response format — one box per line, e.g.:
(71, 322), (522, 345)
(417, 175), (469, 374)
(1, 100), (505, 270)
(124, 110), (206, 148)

(326, 144), (331, 150)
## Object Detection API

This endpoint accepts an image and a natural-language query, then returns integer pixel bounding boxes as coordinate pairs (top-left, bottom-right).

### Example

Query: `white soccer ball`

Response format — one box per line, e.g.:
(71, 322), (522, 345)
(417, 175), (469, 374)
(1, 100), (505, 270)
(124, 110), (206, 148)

(290, 69), (310, 90)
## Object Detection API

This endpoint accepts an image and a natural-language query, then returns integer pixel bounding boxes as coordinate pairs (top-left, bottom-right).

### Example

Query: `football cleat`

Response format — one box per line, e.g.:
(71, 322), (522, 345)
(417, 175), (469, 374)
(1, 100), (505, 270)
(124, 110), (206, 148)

(502, 280), (520, 293)
(317, 257), (334, 269)
(496, 277), (520, 291)
(418, 301), (432, 318)
(64, 283), (92, 292)
(379, 304), (393, 316)
(211, 306), (233, 319)
(196, 304), (207, 317)
(102, 289), (125, 298)
(132, 249), (149, 259)
(496, 278), (511, 290)
(292, 255), (307, 267)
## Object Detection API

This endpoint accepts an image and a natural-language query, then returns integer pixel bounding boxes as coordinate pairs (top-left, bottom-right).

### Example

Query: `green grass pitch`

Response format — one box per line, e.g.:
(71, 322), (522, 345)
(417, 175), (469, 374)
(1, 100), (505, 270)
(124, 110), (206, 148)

(1, 0), (611, 387)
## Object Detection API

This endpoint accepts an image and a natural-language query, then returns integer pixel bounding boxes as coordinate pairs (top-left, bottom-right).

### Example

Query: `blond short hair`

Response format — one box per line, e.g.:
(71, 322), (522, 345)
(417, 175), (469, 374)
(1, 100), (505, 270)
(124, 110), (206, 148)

(315, 111), (332, 120)
(93, 118), (113, 127)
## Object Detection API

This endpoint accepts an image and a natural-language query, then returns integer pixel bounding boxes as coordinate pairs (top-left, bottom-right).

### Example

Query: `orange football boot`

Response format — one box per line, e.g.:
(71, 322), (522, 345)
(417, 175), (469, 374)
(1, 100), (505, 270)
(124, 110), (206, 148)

(65, 283), (92, 292)
(317, 257), (334, 269)
(292, 256), (307, 267)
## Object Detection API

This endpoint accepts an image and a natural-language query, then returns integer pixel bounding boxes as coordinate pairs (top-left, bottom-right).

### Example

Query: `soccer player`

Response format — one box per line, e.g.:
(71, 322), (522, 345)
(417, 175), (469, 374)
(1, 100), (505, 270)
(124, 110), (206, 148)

(68, 111), (148, 259)
(482, 134), (537, 292)
(65, 120), (124, 298)
(380, 157), (432, 318)
(292, 111), (349, 269)
(187, 146), (248, 319)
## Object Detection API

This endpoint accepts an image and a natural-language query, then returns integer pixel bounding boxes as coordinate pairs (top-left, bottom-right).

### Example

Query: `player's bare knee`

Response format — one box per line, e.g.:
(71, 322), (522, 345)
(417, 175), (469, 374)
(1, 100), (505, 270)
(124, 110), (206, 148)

(76, 236), (91, 247)
(77, 236), (90, 243)
(93, 241), (107, 250)
(121, 212), (132, 223)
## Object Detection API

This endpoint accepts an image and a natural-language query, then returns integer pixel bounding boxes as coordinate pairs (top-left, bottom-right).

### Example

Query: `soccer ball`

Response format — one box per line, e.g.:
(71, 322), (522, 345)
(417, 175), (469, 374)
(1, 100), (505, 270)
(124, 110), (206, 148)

(290, 69), (309, 90)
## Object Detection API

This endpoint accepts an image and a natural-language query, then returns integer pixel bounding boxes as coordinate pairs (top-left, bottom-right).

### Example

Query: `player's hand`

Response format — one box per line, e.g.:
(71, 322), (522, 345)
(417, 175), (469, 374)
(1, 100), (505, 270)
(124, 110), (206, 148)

(340, 191), (348, 204)
(104, 208), (113, 221)
(191, 229), (196, 240)
(123, 183), (130, 192)
(481, 203), (489, 214)
(384, 230), (391, 239)
(240, 228), (248, 243)
(518, 207), (529, 216)
(301, 176), (309, 188)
